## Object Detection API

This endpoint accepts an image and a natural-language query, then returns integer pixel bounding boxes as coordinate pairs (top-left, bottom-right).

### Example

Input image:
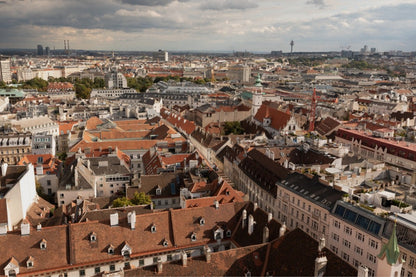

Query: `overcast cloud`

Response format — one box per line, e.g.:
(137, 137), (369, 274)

(0, 0), (414, 52)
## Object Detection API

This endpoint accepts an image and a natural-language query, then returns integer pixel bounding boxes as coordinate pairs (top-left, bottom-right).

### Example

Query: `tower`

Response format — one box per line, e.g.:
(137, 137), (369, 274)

(251, 73), (263, 118)
(308, 88), (317, 132)
(376, 222), (403, 277)
(290, 40), (294, 53)
(37, 44), (43, 56)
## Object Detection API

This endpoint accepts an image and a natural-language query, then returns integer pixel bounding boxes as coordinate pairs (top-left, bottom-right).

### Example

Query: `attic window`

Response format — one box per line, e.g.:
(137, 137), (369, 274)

(37, 157), (43, 163)
(191, 232), (197, 242)
(162, 239), (168, 247)
(151, 225), (157, 233)
(226, 229), (232, 238)
(40, 239), (47, 250)
(156, 187), (162, 196)
(108, 245), (115, 255)
(27, 258), (34, 268)
(199, 218), (205, 226)
(90, 233), (97, 242)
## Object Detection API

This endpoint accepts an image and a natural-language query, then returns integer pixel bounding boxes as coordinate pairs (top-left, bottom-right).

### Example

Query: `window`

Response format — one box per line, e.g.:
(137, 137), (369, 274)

(334, 220), (341, 229)
(322, 225), (326, 234)
(353, 259), (360, 268)
(330, 245), (338, 254)
(110, 265), (115, 272)
(90, 233), (96, 242)
(79, 269), (85, 276)
(226, 229), (232, 237)
(369, 239), (378, 249)
(108, 246), (114, 255)
(191, 233), (197, 241)
(312, 220), (318, 231)
(409, 271), (413, 277)
(163, 240), (168, 247)
(354, 246), (363, 256)
(40, 240), (47, 249)
(341, 252), (350, 262)
(410, 257), (414, 267)
(151, 225), (156, 233)
(139, 259), (144, 266)
(401, 268), (405, 277)
(124, 262), (130, 268)
(167, 254), (173, 261)
(95, 267), (100, 274)
(402, 253), (407, 262)
(368, 253), (377, 263)
(27, 261), (33, 268)
(343, 239), (351, 249)
(356, 232), (365, 242)
(344, 226), (352, 235)
(368, 268), (375, 277)
(332, 233), (339, 242)
(153, 257), (158, 263)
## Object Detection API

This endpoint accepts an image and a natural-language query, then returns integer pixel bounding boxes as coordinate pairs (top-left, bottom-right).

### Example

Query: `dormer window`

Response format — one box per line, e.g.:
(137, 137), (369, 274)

(108, 245), (115, 255)
(26, 257), (34, 268)
(90, 232), (97, 242)
(121, 242), (132, 258)
(40, 239), (47, 250)
(151, 224), (156, 233)
(156, 186), (162, 196)
(199, 217), (205, 226)
(226, 229), (232, 238)
(162, 239), (168, 247)
(190, 232), (197, 242)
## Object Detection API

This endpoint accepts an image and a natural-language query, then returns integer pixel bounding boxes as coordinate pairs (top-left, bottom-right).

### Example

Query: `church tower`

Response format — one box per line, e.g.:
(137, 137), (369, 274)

(376, 222), (402, 277)
(251, 73), (263, 118)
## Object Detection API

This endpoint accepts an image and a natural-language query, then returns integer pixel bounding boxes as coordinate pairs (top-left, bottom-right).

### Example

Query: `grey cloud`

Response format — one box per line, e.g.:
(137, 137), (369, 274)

(119, 0), (188, 6)
(306, 0), (327, 9)
(200, 0), (258, 11)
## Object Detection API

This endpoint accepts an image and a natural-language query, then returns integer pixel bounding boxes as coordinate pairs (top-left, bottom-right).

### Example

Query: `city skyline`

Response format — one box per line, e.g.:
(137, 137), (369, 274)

(0, 0), (415, 52)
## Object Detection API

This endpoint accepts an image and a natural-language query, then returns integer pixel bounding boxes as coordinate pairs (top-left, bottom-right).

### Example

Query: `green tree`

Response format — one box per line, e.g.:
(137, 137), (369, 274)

(0, 81), (6, 89)
(75, 83), (91, 99)
(111, 197), (132, 207)
(131, 192), (152, 205)
(93, 77), (105, 88)
(223, 121), (244, 135)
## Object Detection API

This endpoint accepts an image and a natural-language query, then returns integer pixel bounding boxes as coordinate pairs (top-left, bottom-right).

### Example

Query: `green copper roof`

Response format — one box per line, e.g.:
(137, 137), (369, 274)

(378, 222), (401, 265)
(255, 73), (262, 87)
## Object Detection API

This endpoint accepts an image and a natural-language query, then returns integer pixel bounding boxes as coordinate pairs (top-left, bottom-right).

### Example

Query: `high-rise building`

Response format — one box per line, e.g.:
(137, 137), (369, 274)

(45, 46), (50, 56)
(153, 50), (168, 62)
(0, 58), (12, 83)
(37, 44), (43, 56)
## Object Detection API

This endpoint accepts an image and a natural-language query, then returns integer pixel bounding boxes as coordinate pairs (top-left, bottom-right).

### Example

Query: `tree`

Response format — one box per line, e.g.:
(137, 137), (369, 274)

(131, 192), (152, 205)
(0, 81), (6, 89)
(111, 197), (132, 208)
(75, 83), (91, 99)
(223, 121), (244, 135)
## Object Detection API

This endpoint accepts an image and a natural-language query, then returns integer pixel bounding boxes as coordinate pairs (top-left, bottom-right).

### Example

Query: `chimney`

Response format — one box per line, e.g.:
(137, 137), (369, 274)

(314, 252), (328, 277)
(253, 202), (258, 211)
(130, 211), (136, 230)
(248, 214), (255, 235)
(204, 245), (211, 263)
(314, 234), (327, 277)
(21, 221), (30, 236)
(181, 251), (188, 267)
(357, 265), (369, 277)
(157, 257), (163, 274)
(242, 209), (247, 229)
(267, 212), (273, 223)
(279, 222), (286, 237)
(1, 162), (8, 176)
(214, 200), (219, 209)
(263, 226), (269, 243)
(0, 223), (7, 235)
(110, 213), (119, 227)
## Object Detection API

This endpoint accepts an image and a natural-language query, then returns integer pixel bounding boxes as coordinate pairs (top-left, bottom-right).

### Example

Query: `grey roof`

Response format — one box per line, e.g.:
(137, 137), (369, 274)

(280, 172), (344, 210)
(87, 156), (130, 176)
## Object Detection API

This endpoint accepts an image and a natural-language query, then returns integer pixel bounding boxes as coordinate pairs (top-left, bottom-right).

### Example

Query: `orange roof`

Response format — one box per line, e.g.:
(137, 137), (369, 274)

(85, 117), (104, 130)
(70, 140), (158, 153)
(58, 121), (78, 134)
(254, 103), (291, 131)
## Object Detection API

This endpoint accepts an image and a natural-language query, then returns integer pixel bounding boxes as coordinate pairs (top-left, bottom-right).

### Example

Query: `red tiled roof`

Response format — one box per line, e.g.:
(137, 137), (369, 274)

(254, 103), (291, 131)
(85, 117), (104, 130)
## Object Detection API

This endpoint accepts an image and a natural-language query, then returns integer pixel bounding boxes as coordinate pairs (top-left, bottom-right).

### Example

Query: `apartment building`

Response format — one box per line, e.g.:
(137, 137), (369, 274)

(328, 201), (386, 277)
(0, 133), (32, 164)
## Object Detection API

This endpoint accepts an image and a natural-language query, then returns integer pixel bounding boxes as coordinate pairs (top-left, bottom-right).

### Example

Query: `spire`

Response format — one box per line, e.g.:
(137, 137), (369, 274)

(378, 222), (401, 265)
(255, 73), (262, 88)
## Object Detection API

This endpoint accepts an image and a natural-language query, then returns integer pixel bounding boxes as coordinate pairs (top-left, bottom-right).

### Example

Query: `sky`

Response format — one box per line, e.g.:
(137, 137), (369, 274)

(0, 0), (415, 52)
